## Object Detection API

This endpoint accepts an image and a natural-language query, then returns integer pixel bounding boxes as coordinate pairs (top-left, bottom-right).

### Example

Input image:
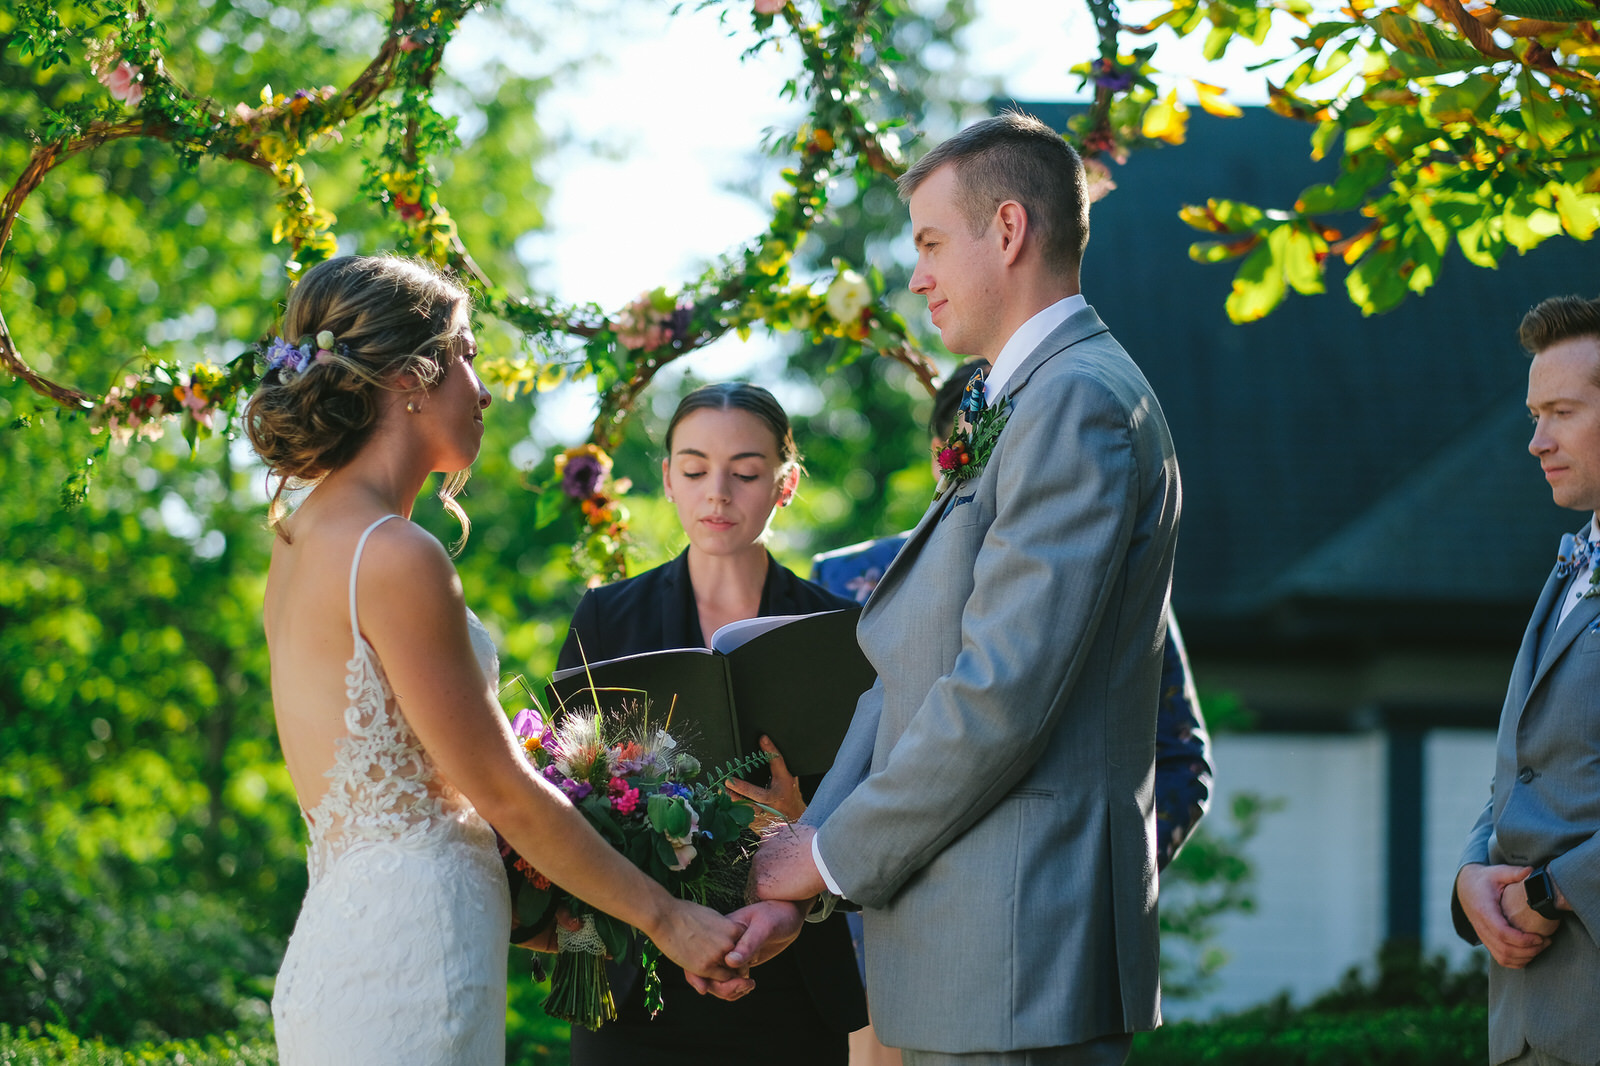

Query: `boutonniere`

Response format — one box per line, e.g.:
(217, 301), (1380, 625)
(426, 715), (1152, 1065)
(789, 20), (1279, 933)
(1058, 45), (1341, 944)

(1556, 532), (1600, 600)
(935, 369), (1010, 495)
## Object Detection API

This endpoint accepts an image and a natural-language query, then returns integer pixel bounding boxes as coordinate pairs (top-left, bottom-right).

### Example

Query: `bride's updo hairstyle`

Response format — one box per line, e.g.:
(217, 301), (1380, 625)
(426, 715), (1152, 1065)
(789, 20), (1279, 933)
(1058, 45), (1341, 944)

(245, 255), (471, 539)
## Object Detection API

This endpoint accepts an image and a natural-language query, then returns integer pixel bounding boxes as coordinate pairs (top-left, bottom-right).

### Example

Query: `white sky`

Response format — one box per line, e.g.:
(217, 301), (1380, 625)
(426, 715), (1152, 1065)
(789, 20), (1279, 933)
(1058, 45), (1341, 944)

(446, 0), (1302, 448)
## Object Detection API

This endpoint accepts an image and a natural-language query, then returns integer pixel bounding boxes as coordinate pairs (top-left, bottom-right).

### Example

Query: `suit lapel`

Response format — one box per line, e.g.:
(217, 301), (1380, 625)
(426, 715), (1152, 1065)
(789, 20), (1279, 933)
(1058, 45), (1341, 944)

(1512, 566), (1569, 704)
(861, 304), (1113, 621)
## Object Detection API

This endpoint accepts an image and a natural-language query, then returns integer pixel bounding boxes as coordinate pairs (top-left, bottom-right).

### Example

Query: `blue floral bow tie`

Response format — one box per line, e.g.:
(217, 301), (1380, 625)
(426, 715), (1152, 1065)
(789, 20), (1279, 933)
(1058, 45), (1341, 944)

(1556, 531), (1599, 578)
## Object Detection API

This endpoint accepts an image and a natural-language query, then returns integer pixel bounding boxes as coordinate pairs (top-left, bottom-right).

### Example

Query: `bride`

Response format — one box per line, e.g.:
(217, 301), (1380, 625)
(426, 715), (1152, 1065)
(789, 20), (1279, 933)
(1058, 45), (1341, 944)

(245, 255), (745, 1064)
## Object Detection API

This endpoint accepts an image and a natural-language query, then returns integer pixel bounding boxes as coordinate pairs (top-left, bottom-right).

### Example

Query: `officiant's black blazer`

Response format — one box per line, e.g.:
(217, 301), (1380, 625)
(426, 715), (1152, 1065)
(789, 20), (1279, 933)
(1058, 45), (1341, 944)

(558, 550), (868, 1063)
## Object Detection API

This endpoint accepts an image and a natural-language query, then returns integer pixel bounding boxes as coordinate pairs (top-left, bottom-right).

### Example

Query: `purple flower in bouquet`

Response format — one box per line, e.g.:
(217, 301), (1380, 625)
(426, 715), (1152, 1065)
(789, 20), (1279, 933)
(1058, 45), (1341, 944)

(512, 709), (543, 738)
(656, 781), (692, 801)
(560, 778), (594, 802)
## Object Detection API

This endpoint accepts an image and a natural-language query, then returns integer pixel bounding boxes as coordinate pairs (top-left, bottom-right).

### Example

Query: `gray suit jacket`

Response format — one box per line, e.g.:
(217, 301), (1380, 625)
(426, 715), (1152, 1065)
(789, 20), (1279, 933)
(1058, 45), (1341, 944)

(805, 306), (1177, 1053)
(1455, 519), (1600, 1065)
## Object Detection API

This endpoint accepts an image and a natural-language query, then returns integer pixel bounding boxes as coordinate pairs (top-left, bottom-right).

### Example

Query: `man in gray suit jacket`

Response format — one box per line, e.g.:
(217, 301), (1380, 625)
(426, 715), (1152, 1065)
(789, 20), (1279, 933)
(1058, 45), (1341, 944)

(701, 113), (1179, 1066)
(1453, 294), (1600, 1066)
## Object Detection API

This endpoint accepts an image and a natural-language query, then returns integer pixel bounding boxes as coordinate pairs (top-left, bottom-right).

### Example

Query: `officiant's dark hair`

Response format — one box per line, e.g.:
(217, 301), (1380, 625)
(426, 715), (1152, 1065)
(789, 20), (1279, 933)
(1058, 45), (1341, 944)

(665, 382), (802, 473)
(898, 110), (1088, 277)
(1520, 295), (1600, 386)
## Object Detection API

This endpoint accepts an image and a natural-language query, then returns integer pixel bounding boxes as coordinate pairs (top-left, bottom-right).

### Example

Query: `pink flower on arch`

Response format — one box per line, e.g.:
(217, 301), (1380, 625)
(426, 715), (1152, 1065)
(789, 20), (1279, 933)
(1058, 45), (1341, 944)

(755, 0), (787, 12)
(102, 61), (144, 109)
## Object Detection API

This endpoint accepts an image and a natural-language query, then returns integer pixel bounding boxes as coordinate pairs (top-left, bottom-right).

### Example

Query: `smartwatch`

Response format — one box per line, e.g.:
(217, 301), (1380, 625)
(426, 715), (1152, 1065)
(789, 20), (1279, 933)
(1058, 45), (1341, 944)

(1525, 865), (1563, 922)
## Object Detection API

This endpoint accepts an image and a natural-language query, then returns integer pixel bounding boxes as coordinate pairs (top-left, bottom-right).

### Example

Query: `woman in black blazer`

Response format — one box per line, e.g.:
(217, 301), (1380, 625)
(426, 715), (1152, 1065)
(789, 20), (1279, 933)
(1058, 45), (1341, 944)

(556, 383), (867, 1066)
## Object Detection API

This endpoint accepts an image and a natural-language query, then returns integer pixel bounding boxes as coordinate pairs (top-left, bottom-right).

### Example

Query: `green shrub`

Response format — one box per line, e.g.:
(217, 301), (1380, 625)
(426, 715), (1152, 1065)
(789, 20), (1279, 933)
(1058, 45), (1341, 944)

(0, 823), (279, 1044)
(1129, 1002), (1487, 1066)
(0, 1024), (276, 1065)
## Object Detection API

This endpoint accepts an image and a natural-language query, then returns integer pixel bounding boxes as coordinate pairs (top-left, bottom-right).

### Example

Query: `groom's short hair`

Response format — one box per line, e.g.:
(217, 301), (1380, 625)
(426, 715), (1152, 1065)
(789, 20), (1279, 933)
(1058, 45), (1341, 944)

(1520, 295), (1600, 355)
(898, 110), (1089, 277)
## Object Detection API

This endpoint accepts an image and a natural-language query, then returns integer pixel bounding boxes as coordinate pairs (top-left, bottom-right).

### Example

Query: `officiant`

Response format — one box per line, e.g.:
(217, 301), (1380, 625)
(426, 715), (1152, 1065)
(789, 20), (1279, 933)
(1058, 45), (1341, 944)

(554, 382), (867, 1066)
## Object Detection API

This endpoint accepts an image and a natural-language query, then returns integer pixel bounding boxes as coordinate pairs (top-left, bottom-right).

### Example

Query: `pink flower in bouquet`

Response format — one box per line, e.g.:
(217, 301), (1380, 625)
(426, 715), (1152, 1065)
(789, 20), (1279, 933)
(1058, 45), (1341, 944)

(102, 61), (144, 108)
(609, 777), (641, 815)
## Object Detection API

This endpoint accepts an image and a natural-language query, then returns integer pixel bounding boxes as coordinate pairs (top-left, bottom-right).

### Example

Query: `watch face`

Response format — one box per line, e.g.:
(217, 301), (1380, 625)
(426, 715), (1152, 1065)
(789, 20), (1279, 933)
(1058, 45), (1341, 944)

(1527, 870), (1560, 918)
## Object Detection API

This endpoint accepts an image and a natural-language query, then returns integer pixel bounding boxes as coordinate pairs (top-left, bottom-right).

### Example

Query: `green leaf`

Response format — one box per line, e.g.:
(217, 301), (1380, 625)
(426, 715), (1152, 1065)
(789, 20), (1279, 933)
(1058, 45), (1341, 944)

(534, 486), (565, 530)
(1189, 238), (1257, 263)
(1280, 225), (1327, 296)
(1374, 11), (1481, 63)
(1202, 23), (1234, 61)
(1309, 43), (1354, 85)
(1346, 243), (1407, 315)
(1310, 119), (1342, 161)
(1493, 0), (1600, 20)
(1502, 196), (1563, 252)
(1520, 71), (1575, 149)
(1455, 215), (1505, 269)
(1224, 240), (1287, 323)
(1553, 182), (1600, 240)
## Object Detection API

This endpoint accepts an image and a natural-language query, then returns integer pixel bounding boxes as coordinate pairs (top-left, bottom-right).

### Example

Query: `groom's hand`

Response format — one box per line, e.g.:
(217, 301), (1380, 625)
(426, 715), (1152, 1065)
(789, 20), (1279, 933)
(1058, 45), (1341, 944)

(752, 822), (827, 902)
(684, 899), (807, 1000)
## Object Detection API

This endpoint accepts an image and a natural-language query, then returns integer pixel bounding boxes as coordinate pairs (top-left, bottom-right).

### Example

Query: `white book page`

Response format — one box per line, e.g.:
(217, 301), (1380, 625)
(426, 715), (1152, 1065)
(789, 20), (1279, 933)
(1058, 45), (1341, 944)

(550, 644), (713, 682)
(709, 612), (819, 654)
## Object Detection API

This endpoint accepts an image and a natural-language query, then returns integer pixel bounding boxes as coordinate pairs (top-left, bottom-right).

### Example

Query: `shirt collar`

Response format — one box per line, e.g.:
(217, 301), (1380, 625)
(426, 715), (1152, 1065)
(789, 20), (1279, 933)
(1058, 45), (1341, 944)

(983, 294), (1086, 401)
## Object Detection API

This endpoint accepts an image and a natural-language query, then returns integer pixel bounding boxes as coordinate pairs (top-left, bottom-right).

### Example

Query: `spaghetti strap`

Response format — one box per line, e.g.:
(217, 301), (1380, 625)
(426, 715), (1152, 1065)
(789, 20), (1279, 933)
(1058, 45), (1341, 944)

(348, 514), (402, 646)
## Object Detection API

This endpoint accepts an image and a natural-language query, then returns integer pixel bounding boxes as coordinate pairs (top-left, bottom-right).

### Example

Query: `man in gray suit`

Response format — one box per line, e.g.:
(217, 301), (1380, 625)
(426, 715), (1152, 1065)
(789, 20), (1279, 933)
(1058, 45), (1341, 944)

(702, 113), (1179, 1065)
(1453, 294), (1600, 1066)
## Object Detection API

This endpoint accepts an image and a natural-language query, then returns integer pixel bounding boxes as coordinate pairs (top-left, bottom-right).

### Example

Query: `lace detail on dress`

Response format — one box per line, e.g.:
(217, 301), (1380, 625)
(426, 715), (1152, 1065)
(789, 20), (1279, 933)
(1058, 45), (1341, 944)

(297, 516), (499, 884)
(273, 515), (510, 1065)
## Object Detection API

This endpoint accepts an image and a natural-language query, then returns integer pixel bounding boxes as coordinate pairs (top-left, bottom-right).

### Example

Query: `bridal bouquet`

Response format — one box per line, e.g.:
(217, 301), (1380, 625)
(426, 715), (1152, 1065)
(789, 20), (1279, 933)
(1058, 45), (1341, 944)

(504, 702), (768, 1030)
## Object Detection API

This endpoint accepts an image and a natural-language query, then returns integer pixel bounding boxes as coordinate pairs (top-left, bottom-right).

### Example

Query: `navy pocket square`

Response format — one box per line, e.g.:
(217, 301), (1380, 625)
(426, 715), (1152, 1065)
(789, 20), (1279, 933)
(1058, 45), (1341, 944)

(940, 492), (976, 521)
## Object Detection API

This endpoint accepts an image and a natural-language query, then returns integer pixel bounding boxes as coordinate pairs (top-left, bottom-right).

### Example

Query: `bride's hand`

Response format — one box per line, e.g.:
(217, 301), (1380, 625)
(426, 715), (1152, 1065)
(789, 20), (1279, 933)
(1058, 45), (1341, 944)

(723, 735), (805, 825)
(514, 904), (585, 954)
(650, 898), (748, 983)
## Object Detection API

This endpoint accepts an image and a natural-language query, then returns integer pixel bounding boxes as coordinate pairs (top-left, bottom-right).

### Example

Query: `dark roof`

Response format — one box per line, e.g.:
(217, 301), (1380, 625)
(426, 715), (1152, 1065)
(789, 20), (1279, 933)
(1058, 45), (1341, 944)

(1007, 102), (1587, 651)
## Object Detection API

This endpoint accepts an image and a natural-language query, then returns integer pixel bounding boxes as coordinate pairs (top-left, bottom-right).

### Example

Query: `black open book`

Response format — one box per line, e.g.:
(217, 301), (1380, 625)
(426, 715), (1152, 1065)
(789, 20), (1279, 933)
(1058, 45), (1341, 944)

(545, 607), (875, 778)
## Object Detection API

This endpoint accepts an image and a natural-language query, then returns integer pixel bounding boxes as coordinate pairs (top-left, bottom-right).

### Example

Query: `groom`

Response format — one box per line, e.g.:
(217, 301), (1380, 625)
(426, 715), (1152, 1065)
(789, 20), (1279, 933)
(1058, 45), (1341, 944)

(713, 113), (1179, 1064)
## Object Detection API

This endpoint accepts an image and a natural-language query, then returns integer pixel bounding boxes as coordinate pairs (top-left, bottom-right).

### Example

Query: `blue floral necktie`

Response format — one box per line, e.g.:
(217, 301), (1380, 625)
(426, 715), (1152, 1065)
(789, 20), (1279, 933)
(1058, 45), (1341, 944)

(1555, 531), (1599, 578)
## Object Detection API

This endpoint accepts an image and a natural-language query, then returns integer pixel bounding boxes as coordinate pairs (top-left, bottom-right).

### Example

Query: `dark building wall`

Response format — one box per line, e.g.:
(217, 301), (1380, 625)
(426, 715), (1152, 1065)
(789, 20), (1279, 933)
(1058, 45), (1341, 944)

(1008, 102), (1589, 658)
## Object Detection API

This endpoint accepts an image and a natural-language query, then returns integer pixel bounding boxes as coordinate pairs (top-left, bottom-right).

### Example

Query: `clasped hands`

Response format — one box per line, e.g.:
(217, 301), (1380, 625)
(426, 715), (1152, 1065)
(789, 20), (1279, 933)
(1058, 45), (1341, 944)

(1455, 863), (1565, 969)
(684, 737), (834, 1001)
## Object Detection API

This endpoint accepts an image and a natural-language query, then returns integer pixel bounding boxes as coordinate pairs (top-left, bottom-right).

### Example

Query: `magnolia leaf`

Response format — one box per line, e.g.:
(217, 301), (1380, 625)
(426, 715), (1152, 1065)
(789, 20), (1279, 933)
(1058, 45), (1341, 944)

(1142, 90), (1189, 145)
(1280, 225), (1327, 296)
(1456, 215), (1505, 269)
(1189, 236), (1259, 262)
(1310, 119), (1342, 161)
(1553, 182), (1600, 240)
(1503, 199), (1564, 252)
(1374, 11), (1482, 62)
(1297, 180), (1363, 215)
(1492, 0), (1600, 20)
(1346, 243), (1406, 315)
(1194, 80), (1243, 118)
(1203, 23), (1234, 61)
(1224, 240), (1287, 323)
(1309, 43), (1354, 85)
(1520, 70), (1575, 148)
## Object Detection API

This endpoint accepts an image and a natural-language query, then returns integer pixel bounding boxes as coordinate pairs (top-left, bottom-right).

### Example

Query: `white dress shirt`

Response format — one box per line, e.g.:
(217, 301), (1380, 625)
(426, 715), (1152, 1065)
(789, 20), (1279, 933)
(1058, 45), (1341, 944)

(1557, 517), (1600, 628)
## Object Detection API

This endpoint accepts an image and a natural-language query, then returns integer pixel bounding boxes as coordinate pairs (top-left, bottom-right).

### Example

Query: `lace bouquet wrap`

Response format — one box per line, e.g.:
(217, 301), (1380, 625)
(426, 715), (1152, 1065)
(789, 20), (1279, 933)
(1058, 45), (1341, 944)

(503, 705), (768, 1030)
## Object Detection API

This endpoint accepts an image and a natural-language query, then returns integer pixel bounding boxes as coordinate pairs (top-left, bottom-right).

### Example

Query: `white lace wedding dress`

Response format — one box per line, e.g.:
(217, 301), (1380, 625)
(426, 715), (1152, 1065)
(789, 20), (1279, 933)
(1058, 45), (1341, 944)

(272, 515), (512, 1064)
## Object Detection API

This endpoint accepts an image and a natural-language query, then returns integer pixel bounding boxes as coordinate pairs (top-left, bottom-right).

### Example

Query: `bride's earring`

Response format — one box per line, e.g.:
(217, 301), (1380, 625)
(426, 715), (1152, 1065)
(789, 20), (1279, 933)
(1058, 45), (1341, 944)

(406, 400), (419, 414)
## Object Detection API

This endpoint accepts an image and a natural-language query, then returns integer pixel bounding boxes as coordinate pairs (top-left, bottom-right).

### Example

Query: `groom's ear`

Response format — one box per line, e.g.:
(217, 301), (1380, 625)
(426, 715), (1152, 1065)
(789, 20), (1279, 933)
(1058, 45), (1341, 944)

(995, 200), (1028, 265)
